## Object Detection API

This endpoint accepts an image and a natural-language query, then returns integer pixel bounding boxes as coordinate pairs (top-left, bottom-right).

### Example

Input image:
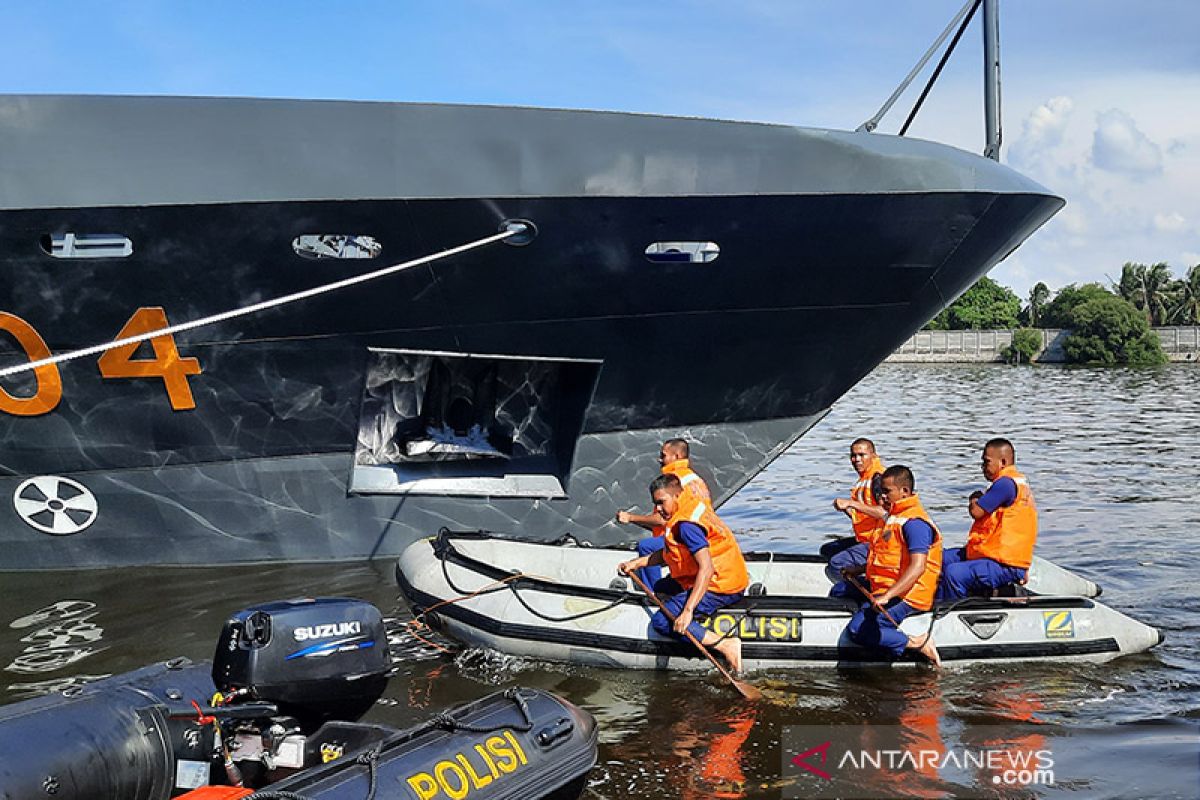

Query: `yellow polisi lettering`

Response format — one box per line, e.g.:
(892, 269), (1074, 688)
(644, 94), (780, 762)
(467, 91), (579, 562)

(456, 752), (493, 789)
(434, 760), (470, 800)
(503, 730), (529, 765)
(475, 743), (500, 778)
(703, 614), (802, 641)
(406, 772), (440, 800)
(406, 731), (528, 798)
(486, 735), (517, 773)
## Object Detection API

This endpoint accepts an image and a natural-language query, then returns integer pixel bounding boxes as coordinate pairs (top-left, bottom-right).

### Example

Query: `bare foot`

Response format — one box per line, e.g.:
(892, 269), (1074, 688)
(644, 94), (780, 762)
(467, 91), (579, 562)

(713, 636), (743, 674)
(910, 635), (941, 669)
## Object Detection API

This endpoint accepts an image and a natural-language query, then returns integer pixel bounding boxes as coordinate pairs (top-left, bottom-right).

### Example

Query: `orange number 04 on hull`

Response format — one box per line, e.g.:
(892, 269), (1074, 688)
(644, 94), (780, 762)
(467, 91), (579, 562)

(0, 307), (202, 416)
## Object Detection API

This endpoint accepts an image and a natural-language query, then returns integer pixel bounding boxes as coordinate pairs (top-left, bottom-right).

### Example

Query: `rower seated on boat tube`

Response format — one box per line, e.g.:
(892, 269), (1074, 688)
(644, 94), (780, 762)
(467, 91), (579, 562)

(826, 437), (887, 583)
(614, 438), (711, 589)
(831, 464), (943, 666)
(937, 438), (1038, 600)
(618, 473), (749, 673)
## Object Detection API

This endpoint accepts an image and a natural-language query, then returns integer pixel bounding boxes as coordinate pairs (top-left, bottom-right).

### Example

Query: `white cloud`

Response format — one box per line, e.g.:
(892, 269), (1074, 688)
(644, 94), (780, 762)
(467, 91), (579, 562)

(1091, 108), (1163, 176)
(1152, 211), (1187, 233)
(1019, 96), (1073, 150)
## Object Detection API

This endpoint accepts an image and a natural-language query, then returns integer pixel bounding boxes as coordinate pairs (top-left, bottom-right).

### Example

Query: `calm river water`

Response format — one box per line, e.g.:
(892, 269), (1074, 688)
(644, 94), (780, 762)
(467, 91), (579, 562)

(2, 364), (1198, 798)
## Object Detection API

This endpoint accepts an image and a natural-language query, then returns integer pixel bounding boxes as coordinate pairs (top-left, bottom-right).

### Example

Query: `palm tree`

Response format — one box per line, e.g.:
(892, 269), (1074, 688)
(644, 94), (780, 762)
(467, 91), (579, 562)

(1115, 263), (1146, 310)
(1171, 264), (1200, 326)
(1144, 263), (1174, 326)
(1027, 282), (1050, 327)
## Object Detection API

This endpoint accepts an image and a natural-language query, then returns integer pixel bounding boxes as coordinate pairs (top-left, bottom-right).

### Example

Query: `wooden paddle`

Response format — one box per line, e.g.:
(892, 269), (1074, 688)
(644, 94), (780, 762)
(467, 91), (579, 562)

(624, 569), (761, 701)
(845, 572), (901, 626)
(845, 571), (940, 667)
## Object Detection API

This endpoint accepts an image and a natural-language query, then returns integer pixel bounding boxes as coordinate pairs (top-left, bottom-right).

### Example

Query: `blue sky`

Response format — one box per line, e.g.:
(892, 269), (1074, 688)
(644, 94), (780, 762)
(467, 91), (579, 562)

(5, 1), (1198, 296)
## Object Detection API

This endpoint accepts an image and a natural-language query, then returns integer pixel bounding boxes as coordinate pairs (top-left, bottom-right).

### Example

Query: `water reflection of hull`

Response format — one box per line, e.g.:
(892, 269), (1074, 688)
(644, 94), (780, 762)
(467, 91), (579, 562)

(0, 95), (1062, 570)
(398, 532), (1162, 670)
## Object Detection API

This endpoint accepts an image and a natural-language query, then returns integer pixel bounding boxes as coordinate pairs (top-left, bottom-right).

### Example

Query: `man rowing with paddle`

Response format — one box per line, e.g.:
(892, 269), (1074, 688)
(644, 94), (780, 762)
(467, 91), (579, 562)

(618, 473), (749, 673)
(837, 465), (942, 666)
(615, 438), (711, 589)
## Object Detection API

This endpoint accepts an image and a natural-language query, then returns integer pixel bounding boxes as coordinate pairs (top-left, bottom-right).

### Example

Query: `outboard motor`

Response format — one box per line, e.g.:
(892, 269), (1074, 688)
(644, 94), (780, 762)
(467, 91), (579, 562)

(212, 597), (390, 731)
(0, 598), (599, 800)
(207, 597), (391, 785)
(0, 597), (390, 799)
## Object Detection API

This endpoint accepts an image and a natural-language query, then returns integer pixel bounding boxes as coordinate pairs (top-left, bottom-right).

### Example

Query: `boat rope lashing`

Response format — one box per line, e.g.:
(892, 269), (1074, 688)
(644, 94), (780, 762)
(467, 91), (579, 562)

(356, 743), (382, 800)
(430, 688), (535, 734)
(0, 224), (532, 379)
(437, 545), (630, 623)
(913, 593), (1033, 651)
(403, 618), (456, 654)
(245, 745), (379, 800)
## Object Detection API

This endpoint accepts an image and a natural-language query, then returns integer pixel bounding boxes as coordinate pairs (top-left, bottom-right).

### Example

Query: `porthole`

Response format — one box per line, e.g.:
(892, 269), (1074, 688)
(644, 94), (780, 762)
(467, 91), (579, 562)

(292, 234), (382, 260)
(40, 233), (133, 259)
(644, 241), (720, 264)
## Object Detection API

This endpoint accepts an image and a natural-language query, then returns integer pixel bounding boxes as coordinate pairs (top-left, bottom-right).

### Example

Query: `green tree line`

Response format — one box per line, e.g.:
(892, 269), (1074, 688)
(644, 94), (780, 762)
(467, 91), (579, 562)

(924, 262), (1200, 366)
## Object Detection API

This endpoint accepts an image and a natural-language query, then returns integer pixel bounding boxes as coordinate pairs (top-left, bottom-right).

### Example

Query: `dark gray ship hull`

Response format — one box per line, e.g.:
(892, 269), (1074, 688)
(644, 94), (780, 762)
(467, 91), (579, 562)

(0, 96), (1062, 569)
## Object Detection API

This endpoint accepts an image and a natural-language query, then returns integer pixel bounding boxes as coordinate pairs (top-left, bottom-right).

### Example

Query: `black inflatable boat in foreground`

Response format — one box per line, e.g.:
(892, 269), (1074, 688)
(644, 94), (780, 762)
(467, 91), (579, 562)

(0, 597), (597, 800)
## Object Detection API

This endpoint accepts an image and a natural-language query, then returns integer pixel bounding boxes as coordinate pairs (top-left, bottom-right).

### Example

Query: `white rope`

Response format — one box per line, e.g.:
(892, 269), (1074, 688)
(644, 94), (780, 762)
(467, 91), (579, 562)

(0, 227), (520, 378)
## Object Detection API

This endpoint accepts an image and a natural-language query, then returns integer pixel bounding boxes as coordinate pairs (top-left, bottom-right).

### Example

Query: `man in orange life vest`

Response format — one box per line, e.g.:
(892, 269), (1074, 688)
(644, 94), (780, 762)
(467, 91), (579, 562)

(615, 438), (711, 589)
(837, 465), (942, 666)
(938, 438), (1038, 600)
(825, 438), (887, 587)
(618, 473), (749, 672)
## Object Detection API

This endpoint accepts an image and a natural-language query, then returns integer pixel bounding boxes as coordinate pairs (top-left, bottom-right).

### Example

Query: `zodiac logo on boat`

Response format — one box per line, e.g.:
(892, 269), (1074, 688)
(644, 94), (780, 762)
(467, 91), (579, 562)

(1042, 611), (1075, 639)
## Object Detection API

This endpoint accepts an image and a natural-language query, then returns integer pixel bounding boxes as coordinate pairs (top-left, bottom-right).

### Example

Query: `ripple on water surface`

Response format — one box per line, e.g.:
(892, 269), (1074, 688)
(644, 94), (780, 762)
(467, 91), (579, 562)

(2, 364), (1197, 798)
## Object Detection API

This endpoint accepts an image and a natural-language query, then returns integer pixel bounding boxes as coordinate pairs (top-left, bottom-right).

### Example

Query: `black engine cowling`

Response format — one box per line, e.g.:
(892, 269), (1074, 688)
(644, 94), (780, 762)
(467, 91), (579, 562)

(212, 597), (391, 731)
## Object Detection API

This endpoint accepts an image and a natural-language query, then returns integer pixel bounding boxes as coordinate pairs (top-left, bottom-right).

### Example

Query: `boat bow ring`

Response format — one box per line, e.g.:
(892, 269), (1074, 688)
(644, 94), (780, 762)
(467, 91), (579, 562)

(500, 218), (537, 246)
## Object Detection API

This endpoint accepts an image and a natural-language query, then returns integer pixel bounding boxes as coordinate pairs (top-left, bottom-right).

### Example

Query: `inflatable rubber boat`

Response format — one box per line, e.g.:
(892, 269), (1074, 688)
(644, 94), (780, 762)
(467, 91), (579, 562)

(396, 530), (1161, 670)
(0, 597), (597, 800)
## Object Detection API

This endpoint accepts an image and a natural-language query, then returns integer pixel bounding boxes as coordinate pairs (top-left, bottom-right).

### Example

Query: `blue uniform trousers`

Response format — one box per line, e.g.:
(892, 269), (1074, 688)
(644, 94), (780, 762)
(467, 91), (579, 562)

(937, 546), (1027, 600)
(846, 598), (919, 658)
(650, 577), (744, 642)
(636, 535), (666, 588)
(825, 541), (870, 586)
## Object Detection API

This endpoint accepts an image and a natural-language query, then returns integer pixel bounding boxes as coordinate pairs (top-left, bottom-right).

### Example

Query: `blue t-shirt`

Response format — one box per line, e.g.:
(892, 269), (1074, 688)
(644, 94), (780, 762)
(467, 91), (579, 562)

(676, 521), (709, 554)
(900, 519), (935, 554)
(977, 476), (1018, 514)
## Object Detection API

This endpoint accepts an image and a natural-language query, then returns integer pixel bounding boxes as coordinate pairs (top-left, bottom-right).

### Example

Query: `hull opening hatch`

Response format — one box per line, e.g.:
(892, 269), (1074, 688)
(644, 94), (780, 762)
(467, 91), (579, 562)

(350, 348), (601, 498)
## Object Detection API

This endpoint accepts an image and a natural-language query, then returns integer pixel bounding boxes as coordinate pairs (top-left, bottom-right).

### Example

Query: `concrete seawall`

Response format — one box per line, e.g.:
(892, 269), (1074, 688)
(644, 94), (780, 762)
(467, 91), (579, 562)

(887, 326), (1199, 363)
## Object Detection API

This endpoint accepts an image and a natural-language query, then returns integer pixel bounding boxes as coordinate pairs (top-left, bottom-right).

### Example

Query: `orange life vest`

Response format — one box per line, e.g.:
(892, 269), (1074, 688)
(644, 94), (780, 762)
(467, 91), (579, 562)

(663, 492), (750, 595)
(965, 466), (1038, 569)
(865, 493), (943, 611)
(653, 459), (712, 537)
(664, 459), (711, 501)
(849, 456), (885, 541)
